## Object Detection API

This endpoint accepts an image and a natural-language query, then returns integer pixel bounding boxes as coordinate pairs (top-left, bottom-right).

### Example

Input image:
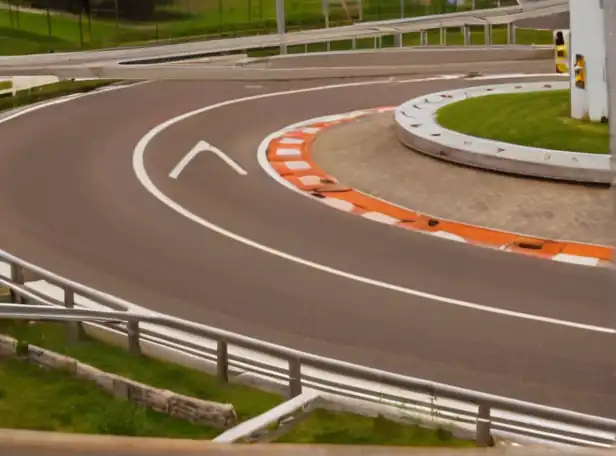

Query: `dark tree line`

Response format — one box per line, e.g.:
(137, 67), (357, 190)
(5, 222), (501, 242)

(27, 0), (161, 21)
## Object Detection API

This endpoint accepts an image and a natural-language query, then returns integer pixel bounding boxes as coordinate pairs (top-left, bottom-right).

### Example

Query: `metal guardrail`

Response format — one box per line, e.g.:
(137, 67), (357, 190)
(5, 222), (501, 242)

(0, 245), (614, 448)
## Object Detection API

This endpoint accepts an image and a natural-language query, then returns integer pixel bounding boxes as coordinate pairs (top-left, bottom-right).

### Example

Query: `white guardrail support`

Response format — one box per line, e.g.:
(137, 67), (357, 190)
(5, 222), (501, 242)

(213, 390), (322, 443)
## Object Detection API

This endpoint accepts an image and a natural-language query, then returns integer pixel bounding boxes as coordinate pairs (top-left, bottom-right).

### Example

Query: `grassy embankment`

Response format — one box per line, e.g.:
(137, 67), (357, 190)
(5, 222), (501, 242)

(436, 89), (609, 154)
(0, 79), (121, 112)
(0, 319), (471, 445)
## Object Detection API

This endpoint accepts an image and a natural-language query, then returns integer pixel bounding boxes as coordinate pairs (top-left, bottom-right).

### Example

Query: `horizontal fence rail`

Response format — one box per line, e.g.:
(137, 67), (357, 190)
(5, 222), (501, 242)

(0, 244), (614, 451)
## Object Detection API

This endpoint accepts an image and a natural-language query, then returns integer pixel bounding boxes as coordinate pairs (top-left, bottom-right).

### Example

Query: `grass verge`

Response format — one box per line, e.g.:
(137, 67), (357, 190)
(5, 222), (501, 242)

(0, 357), (222, 438)
(0, 79), (120, 112)
(0, 80), (12, 90)
(0, 320), (470, 446)
(436, 89), (609, 154)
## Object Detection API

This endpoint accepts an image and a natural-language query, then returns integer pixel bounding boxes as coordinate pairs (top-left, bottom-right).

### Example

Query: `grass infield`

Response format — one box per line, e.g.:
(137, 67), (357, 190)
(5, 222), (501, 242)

(436, 89), (609, 154)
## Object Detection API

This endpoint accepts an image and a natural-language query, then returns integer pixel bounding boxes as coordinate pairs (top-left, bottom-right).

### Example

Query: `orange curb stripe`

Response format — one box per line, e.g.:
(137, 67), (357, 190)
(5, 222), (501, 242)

(266, 108), (613, 265)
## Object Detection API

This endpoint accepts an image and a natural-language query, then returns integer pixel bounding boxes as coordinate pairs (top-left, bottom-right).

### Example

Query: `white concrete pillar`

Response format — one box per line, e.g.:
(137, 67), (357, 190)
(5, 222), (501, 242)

(569, 0), (608, 122)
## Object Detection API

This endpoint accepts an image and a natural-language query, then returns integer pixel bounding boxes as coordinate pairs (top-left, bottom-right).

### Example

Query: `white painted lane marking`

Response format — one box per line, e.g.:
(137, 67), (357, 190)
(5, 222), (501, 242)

(465, 73), (569, 81)
(394, 73), (565, 84)
(132, 75), (614, 335)
(553, 254), (601, 267)
(0, 80), (153, 124)
(169, 140), (247, 179)
(395, 74), (466, 83)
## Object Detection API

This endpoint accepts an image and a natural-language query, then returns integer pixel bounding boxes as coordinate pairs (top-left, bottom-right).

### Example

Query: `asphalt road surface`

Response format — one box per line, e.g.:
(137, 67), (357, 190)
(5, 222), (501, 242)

(1, 47), (613, 420)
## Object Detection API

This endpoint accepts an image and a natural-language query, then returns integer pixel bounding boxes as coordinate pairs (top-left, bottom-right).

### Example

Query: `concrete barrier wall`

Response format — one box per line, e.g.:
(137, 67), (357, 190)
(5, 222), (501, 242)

(0, 334), (238, 429)
(394, 81), (610, 183)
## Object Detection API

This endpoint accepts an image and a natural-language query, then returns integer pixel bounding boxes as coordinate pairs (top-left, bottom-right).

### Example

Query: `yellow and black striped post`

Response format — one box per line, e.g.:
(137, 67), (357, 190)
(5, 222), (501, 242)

(553, 29), (570, 74)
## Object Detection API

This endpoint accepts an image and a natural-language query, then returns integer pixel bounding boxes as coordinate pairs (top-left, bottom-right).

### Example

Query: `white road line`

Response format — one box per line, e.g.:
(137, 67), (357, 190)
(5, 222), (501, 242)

(465, 73), (569, 80)
(169, 145), (202, 179)
(169, 140), (247, 179)
(132, 74), (615, 335)
(0, 80), (153, 124)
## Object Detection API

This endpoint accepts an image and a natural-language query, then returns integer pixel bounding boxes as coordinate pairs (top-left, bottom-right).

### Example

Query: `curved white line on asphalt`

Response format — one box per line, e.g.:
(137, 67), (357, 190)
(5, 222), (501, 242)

(0, 80), (152, 124)
(132, 75), (615, 335)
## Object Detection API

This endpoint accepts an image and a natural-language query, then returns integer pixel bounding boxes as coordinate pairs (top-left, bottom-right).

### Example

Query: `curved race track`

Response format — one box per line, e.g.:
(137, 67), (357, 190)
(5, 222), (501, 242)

(0, 49), (613, 418)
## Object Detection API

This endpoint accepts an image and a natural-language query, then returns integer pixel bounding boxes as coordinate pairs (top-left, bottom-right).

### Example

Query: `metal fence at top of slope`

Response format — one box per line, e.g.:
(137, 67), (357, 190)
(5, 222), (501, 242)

(1, 0), (513, 55)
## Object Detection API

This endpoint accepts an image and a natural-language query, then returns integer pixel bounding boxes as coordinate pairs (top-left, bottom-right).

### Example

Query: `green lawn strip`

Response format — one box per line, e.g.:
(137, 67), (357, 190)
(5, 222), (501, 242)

(0, 321), (282, 422)
(0, 357), (220, 438)
(247, 27), (553, 57)
(277, 409), (474, 446)
(436, 89), (609, 154)
(0, 79), (120, 112)
(0, 80), (11, 90)
(0, 321), (469, 446)
(0, 26), (78, 55)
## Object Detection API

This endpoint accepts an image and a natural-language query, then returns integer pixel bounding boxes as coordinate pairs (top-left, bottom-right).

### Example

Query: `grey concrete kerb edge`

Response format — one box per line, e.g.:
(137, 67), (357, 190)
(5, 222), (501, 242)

(394, 81), (610, 184)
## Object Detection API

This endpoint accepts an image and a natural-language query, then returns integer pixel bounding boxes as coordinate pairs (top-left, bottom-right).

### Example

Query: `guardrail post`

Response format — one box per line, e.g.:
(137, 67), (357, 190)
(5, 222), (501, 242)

(326, 41), (331, 52)
(484, 23), (492, 45)
(126, 320), (141, 355)
(9, 263), (24, 304)
(463, 25), (471, 46)
(63, 288), (84, 343)
(288, 357), (302, 398)
(476, 402), (493, 447)
(217, 340), (229, 382)
(394, 32), (402, 48)
(420, 30), (428, 46)
(351, 37), (356, 49)
(440, 27), (446, 46)
(507, 23), (516, 45)
(373, 36), (377, 49)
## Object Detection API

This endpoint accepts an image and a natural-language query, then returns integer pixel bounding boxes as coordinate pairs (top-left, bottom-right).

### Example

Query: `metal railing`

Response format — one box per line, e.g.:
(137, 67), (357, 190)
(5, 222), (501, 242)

(0, 248), (614, 448)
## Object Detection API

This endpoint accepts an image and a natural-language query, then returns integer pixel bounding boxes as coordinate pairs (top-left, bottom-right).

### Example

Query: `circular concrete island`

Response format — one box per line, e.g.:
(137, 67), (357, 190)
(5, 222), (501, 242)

(394, 81), (611, 184)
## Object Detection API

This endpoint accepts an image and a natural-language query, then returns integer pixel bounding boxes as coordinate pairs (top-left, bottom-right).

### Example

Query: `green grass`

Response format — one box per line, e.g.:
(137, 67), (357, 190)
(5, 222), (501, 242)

(0, 0), (510, 55)
(279, 409), (472, 446)
(0, 79), (119, 112)
(247, 26), (553, 57)
(0, 321), (469, 446)
(0, 80), (11, 90)
(0, 321), (282, 422)
(436, 89), (609, 154)
(0, 357), (222, 438)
